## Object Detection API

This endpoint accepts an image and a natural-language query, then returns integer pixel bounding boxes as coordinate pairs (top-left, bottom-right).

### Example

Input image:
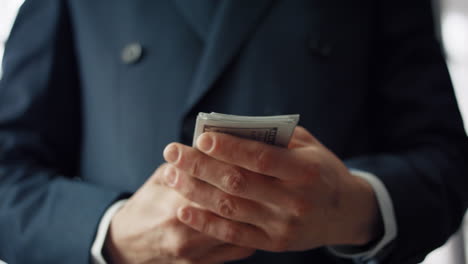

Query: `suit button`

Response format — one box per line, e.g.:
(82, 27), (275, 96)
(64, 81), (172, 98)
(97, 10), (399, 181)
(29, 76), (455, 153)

(121, 43), (143, 64)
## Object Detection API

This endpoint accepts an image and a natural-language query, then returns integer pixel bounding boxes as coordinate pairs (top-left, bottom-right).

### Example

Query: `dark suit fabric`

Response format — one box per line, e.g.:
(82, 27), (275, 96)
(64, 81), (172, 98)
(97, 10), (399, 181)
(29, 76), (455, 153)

(0, 0), (467, 263)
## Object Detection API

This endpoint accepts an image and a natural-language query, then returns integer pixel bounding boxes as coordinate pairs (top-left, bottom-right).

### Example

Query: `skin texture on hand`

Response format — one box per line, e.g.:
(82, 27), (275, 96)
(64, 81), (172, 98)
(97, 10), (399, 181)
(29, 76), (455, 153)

(103, 166), (255, 264)
(161, 126), (382, 252)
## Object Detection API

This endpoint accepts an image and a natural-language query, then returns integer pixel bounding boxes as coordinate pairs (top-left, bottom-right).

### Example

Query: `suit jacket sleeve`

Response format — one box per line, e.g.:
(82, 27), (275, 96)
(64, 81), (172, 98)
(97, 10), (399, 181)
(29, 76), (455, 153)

(0, 1), (124, 263)
(345, 1), (468, 263)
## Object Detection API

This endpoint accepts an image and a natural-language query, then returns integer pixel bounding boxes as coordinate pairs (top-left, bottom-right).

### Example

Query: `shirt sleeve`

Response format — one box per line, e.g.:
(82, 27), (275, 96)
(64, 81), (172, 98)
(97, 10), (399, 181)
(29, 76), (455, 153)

(91, 200), (128, 264)
(327, 170), (397, 262)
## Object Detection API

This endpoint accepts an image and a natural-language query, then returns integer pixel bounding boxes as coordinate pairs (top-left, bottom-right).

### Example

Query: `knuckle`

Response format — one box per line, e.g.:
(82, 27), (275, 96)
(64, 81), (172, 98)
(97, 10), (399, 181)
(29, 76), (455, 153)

(175, 178), (196, 200)
(216, 195), (237, 217)
(222, 225), (241, 244)
(253, 148), (272, 172)
(198, 216), (212, 234)
(180, 184), (196, 201)
(189, 153), (202, 176)
(271, 211), (303, 251)
(289, 198), (309, 218)
(150, 165), (166, 185)
(277, 218), (298, 240)
(222, 168), (246, 195)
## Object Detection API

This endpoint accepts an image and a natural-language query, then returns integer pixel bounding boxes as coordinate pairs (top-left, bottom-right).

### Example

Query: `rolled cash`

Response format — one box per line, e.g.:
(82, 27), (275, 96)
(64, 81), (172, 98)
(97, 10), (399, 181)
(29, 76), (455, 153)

(193, 112), (300, 148)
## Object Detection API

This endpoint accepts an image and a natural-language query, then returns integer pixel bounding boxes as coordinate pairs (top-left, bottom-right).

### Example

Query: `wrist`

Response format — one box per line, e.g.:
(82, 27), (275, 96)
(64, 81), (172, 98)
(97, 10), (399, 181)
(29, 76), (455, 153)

(103, 223), (119, 264)
(331, 173), (383, 247)
(349, 175), (384, 245)
(327, 170), (397, 260)
(91, 199), (128, 264)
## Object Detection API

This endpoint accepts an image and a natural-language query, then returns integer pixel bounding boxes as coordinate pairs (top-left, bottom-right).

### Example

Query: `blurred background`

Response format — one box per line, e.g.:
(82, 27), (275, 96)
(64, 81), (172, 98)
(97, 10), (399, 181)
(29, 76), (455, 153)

(0, 0), (23, 78)
(0, 0), (467, 263)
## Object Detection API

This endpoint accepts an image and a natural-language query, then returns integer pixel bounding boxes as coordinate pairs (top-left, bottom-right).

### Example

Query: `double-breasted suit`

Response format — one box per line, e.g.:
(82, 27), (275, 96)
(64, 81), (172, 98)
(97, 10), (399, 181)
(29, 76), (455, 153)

(0, 0), (467, 263)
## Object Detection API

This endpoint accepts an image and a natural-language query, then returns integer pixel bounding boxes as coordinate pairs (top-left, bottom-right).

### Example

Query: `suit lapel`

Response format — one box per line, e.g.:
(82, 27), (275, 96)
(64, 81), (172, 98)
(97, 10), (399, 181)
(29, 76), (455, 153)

(173, 0), (219, 41)
(184, 0), (274, 114)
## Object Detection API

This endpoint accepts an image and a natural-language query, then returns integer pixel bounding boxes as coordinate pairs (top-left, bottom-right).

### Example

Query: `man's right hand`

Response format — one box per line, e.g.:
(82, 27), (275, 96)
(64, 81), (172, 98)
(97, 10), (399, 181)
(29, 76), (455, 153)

(103, 164), (255, 264)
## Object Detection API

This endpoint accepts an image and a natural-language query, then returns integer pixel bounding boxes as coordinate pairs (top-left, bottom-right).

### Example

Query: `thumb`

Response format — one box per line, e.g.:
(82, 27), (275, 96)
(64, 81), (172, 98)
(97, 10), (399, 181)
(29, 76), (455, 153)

(288, 126), (319, 148)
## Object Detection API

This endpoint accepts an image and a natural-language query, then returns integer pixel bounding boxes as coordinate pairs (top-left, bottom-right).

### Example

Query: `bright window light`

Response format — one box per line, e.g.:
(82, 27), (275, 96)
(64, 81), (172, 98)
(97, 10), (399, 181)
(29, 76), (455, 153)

(0, 0), (25, 77)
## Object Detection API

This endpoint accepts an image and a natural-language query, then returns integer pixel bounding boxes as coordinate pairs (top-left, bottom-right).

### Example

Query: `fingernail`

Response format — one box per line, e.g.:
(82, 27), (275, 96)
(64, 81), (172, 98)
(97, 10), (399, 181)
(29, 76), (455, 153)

(164, 166), (178, 187)
(164, 144), (179, 163)
(197, 134), (213, 152)
(178, 207), (192, 223)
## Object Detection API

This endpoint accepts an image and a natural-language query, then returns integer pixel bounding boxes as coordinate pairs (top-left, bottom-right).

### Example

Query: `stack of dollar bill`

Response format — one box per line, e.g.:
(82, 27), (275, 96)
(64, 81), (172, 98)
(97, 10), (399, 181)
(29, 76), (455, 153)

(193, 112), (300, 148)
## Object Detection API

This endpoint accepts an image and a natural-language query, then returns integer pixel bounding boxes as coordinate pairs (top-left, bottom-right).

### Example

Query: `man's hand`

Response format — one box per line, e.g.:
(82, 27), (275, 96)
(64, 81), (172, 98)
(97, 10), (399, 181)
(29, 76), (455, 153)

(162, 126), (382, 252)
(104, 165), (255, 264)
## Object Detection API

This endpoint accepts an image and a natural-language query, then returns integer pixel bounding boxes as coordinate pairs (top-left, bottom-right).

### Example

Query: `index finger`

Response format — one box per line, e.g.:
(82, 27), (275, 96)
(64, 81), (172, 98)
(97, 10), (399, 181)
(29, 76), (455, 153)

(196, 132), (309, 180)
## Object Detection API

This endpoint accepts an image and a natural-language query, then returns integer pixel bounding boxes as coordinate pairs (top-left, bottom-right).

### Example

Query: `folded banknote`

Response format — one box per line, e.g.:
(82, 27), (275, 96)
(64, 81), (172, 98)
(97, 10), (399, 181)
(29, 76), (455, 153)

(193, 112), (300, 148)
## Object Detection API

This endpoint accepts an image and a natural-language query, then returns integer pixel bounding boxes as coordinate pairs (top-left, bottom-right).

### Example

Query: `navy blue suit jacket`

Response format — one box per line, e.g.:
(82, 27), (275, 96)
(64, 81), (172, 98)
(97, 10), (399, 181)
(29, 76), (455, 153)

(0, 0), (467, 263)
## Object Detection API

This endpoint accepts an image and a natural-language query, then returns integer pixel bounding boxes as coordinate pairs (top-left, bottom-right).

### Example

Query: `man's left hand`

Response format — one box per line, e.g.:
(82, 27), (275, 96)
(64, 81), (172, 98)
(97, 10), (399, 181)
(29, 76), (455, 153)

(161, 126), (382, 252)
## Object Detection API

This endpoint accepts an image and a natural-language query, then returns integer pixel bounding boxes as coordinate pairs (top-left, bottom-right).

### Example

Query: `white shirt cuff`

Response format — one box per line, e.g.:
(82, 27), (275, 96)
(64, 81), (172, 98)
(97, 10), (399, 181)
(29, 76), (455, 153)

(91, 199), (128, 264)
(328, 170), (397, 261)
